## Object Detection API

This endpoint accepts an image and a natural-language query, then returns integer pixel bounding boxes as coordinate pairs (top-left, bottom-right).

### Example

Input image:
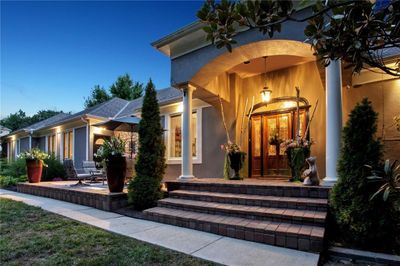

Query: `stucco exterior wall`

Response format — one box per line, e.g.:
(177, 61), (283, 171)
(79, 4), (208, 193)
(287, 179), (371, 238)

(164, 106), (226, 179)
(342, 78), (400, 160)
(171, 9), (311, 85)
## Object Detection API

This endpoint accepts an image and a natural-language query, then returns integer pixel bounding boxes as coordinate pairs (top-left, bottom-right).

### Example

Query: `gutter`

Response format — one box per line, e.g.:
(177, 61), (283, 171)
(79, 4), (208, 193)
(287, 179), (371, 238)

(151, 20), (204, 49)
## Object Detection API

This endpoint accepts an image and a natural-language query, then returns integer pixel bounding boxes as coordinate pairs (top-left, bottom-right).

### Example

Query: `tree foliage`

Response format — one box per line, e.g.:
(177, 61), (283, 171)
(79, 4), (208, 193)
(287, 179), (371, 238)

(128, 79), (166, 210)
(110, 74), (144, 100)
(84, 85), (111, 108)
(197, 0), (400, 76)
(0, 109), (64, 131)
(84, 74), (144, 108)
(330, 98), (398, 252)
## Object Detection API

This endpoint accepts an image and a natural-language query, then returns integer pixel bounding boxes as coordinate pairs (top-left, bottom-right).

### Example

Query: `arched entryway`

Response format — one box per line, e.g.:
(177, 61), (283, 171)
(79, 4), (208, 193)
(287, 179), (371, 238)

(249, 97), (310, 178)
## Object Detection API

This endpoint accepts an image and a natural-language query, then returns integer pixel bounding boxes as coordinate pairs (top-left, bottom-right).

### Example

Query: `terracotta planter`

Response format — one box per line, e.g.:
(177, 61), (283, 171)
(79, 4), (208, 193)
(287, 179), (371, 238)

(26, 159), (43, 183)
(106, 156), (126, 192)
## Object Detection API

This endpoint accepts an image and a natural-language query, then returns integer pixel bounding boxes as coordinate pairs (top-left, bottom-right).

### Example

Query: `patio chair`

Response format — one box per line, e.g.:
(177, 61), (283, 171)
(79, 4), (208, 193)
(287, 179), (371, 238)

(82, 160), (106, 185)
(63, 159), (91, 187)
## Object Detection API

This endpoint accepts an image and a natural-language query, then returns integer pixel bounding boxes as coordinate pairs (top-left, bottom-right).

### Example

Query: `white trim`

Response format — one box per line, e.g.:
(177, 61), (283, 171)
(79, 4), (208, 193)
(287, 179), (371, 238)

(73, 128), (76, 161)
(60, 132), (64, 161)
(56, 132), (61, 161)
(85, 124), (89, 161)
(165, 107), (203, 164)
(6, 142), (10, 161)
(45, 136), (49, 153)
(17, 139), (21, 155)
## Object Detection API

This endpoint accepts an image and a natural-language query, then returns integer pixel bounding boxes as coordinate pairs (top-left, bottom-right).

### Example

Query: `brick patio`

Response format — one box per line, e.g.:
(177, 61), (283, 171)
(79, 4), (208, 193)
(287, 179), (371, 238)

(17, 181), (128, 211)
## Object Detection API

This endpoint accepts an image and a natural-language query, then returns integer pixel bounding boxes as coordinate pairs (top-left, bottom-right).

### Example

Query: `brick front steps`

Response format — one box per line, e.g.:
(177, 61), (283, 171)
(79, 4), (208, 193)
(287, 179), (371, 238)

(144, 180), (330, 253)
(170, 190), (328, 211)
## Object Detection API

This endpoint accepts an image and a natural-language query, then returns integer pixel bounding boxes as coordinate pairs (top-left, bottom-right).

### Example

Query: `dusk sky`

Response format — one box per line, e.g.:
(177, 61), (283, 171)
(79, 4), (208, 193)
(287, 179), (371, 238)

(1, 1), (204, 117)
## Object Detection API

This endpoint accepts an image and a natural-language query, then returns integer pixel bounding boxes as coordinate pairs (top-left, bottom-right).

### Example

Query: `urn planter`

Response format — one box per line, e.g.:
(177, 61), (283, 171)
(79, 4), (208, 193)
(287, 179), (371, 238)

(228, 152), (246, 180)
(106, 156), (126, 192)
(26, 159), (43, 183)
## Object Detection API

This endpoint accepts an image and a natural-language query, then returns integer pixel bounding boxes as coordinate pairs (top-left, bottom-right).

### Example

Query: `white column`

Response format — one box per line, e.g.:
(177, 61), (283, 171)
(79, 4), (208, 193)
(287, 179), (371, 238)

(86, 124), (89, 161)
(60, 132), (64, 161)
(179, 84), (196, 180)
(6, 142), (10, 161)
(323, 59), (343, 186)
(29, 135), (32, 150)
(45, 136), (49, 153)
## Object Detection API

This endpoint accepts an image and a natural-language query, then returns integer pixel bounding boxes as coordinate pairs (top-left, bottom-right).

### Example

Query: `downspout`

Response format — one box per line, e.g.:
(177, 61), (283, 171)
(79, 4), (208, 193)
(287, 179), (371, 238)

(81, 117), (90, 161)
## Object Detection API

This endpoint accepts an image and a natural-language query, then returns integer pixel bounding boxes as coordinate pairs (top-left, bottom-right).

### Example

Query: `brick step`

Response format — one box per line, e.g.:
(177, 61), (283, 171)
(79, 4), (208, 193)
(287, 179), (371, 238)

(166, 180), (330, 199)
(169, 190), (328, 211)
(144, 207), (325, 253)
(158, 198), (326, 226)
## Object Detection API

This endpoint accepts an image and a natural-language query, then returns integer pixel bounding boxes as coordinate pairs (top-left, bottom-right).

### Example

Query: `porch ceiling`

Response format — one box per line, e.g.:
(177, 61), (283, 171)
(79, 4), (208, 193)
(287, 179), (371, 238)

(228, 55), (314, 79)
(190, 40), (316, 88)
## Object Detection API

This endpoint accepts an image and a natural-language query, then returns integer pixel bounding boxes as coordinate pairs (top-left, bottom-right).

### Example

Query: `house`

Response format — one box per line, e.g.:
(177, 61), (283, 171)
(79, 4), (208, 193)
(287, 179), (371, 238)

(1, 88), (222, 177)
(151, 19), (400, 184)
(2, 16), (399, 182)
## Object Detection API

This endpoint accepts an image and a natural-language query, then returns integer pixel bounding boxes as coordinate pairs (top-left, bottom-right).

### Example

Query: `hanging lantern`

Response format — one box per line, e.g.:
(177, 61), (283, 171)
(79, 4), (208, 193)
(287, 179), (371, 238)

(260, 56), (272, 103)
(261, 87), (272, 103)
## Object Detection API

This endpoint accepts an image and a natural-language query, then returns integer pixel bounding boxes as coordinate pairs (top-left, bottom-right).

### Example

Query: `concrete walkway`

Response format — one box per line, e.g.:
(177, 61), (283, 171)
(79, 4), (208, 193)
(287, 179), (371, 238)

(0, 189), (319, 266)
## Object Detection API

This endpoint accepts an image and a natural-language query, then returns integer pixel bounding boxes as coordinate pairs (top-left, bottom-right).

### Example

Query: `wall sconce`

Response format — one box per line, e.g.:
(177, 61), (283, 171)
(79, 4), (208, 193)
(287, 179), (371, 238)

(93, 127), (103, 134)
(176, 102), (183, 113)
(261, 87), (272, 103)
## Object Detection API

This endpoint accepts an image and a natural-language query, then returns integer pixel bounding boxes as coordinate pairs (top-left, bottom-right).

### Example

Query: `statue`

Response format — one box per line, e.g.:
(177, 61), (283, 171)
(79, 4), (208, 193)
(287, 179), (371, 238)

(302, 156), (320, 186)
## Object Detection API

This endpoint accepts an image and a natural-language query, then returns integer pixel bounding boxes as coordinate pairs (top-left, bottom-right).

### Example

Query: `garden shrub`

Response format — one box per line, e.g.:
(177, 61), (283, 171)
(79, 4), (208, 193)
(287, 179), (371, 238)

(0, 175), (27, 188)
(0, 158), (26, 177)
(41, 154), (66, 181)
(330, 98), (398, 252)
(128, 80), (166, 210)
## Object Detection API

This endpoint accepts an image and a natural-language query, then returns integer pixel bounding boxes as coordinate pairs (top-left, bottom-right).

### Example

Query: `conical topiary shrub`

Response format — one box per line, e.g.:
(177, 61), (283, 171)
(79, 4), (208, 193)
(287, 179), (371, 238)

(330, 98), (398, 251)
(128, 79), (166, 210)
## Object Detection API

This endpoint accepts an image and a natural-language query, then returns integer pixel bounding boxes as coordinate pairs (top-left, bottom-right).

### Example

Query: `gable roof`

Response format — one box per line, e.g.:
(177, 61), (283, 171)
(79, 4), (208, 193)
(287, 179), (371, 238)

(2, 89), (182, 138)
(55, 97), (130, 125)
(116, 87), (182, 118)
(26, 113), (71, 131)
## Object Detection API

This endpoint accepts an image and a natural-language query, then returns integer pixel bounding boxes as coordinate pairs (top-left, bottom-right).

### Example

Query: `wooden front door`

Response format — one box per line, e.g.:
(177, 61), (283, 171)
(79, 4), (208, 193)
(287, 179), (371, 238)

(250, 110), (308, 177)
(263, 113), (291, 176)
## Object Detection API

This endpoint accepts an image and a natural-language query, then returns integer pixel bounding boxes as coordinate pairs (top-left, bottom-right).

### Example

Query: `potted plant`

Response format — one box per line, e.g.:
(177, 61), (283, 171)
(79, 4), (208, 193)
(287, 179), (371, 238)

(18, 148), (49, 183)
(222, 142), (246, 180)
(97, 137), (126, 192)
(281, 139), (312, 182)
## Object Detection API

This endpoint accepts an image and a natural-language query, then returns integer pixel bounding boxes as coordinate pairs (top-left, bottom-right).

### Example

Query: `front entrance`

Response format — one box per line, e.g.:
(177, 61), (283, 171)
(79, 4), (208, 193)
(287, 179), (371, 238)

(249, 98), (309, 178)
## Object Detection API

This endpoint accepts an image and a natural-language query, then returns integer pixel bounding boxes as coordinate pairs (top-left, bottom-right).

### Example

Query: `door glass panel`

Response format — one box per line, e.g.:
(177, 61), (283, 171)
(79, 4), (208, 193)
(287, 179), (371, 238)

(278, 115), (289, 155)
(253, 119), (261, 157)
(267, 118), (277, 156)
(299, 112), (305, 138)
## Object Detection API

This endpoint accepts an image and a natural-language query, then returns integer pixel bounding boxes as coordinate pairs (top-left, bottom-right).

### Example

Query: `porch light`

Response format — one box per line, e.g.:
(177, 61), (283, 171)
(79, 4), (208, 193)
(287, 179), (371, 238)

(260, 56), (272, 103)
(261, 87), (272, 103)
(176, 102), (183, 113)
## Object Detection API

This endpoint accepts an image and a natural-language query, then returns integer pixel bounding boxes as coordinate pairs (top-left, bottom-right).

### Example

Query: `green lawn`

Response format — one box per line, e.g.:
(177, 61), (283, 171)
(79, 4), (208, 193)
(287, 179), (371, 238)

(0, 198), (216, 266)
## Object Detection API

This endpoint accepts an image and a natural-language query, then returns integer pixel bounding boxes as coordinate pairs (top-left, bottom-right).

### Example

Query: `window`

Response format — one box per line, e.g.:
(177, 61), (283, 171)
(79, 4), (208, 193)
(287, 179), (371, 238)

(47, 134), (56, 154)
(167, 109), (201, 164)
(63, 131), (73, 159)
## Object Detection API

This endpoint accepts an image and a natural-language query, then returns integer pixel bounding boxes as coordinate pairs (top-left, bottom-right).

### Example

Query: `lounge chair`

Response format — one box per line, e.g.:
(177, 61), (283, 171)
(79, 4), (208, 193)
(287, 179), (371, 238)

(63, 159), (91, 187)
(82, 160), (106, 185)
